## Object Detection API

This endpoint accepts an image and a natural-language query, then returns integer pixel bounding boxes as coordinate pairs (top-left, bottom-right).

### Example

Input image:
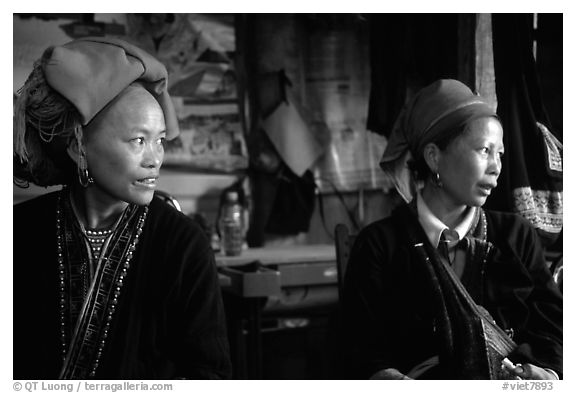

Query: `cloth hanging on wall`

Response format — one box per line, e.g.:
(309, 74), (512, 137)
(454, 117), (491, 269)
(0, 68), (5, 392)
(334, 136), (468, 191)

(240, 15), (320, 246)
(486, 14), (562, 247)
(246, 164), (316, 247)
(366, 14), (459, 137)
(245, 69), (317, 246)
(264, 167), (316, 235)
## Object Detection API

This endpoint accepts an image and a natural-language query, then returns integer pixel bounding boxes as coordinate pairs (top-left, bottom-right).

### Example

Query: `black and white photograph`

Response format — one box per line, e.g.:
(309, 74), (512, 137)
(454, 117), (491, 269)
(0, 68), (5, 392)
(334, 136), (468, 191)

(8, 7), (569, 392)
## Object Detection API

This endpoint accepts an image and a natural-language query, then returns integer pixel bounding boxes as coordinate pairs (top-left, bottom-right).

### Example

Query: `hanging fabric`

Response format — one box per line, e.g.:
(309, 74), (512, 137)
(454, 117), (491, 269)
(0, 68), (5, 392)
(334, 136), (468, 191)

(366, 14), (459, 137)
(488, 14), (562, 247)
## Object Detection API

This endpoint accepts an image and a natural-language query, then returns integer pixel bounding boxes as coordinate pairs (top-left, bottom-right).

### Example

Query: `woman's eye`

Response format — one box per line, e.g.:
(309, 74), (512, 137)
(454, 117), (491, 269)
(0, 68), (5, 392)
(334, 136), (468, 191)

(132, 137), (145, 145)
(479, 147), (490, 154)
(157, 137), (166, 146)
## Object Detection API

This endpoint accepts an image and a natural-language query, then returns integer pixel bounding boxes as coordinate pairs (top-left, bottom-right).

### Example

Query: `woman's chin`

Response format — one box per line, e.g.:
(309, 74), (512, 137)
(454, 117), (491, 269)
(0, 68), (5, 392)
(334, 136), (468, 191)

(122, 189), (155, 206)
(471, 196), (488, 207)
(133, 194), (155, 206)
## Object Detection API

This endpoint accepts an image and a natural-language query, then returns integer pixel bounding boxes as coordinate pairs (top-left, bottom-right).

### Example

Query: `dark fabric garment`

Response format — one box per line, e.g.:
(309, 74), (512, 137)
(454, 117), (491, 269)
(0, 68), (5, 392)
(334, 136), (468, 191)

(264, 167), (316, 235)
(394, 204), (499, 379)
(366, 14), (459, 136)
(246, 168), (278, 247)
(341, 204), (562, 379)
(247, 165), (316, 246)
(13, 192), (232, 379)
(487, 14), (562, 247)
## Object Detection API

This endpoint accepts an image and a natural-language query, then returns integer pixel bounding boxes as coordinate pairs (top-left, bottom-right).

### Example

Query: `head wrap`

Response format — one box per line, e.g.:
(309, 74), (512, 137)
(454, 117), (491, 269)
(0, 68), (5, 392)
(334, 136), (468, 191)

(42, 36), (179, 139)
(379, 79), (497, 202)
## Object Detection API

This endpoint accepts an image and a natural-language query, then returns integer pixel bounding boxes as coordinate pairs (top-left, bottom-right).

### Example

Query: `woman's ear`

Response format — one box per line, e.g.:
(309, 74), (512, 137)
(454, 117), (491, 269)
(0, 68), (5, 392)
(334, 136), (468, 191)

(66, 137), (83, 166)
(422, 142), (441, 174)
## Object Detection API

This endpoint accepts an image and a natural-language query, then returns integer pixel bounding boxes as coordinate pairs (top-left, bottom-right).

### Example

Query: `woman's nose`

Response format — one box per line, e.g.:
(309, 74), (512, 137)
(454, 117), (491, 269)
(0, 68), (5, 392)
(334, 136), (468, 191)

(488, 153), (502, 176)
(143, 143), (163, 168)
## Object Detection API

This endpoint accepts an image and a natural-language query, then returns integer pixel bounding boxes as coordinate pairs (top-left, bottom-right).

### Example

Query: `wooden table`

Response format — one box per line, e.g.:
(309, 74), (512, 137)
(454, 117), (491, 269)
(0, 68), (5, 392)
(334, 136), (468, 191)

(216, 244), (337, 379)
(217, 244), (337, 297)
(217, 244), (336, 267)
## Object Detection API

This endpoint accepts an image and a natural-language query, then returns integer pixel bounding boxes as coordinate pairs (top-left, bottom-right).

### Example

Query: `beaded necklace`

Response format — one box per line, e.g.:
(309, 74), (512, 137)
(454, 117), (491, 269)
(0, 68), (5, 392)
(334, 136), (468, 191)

(85, 228), (114, 260)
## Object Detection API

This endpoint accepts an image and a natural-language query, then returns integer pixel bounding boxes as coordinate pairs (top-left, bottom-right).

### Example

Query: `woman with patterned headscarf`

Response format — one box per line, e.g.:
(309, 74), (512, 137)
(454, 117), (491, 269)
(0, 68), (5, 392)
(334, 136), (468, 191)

(13, 37), (231, 379)
(341, 79), (562, 380)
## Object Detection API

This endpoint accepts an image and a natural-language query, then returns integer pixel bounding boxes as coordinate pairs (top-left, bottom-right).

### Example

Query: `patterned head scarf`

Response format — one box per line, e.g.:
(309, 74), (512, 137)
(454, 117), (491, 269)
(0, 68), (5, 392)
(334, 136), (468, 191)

(14, 36), (179, 181)
(380, 79), (497, 202)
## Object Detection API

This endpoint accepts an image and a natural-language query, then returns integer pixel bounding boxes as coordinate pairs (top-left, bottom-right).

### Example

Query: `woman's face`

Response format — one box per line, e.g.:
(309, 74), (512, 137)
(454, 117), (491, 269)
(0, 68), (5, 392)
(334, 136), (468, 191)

(83, 86), (166, 206)
(436, 117), (504, 208)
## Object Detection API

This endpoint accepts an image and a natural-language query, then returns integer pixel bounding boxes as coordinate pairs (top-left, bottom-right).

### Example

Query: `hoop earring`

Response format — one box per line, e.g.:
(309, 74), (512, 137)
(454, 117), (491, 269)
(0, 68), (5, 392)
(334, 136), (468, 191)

(77, 152), (94, 188)
(434, 172), (443, 188)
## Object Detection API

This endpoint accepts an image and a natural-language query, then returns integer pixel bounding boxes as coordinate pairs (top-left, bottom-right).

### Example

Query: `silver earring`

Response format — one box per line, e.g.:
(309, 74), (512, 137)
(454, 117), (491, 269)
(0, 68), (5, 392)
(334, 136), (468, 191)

(434, 172), (443, 188)
(77, 153), (94, 188)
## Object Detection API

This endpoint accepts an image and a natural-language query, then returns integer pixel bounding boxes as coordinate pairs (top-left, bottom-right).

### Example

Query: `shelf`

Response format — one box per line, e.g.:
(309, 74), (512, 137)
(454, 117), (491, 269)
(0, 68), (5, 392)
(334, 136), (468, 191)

(161, 163), (246, 175)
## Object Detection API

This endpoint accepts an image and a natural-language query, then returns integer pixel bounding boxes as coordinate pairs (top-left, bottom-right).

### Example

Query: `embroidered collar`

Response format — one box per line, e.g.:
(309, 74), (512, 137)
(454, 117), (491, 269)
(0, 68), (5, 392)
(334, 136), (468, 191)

(416, 192), (477, 248)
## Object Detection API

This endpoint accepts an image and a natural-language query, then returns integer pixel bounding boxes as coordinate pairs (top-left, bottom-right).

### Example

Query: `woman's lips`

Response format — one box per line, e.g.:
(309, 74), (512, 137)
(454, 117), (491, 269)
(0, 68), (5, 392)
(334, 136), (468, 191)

(478, 183), (496, 196)
(134, 177), (157, 189)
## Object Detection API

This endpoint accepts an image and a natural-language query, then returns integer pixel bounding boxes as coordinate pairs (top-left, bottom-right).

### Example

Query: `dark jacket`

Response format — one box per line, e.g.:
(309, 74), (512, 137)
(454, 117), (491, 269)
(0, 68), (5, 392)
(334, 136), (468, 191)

(341, 205), (562, 379)
(13, 191), (231, 379)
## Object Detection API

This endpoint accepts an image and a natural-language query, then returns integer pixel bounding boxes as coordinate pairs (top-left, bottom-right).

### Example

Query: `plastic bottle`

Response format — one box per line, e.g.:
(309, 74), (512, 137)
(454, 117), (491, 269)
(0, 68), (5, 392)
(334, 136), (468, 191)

(218, 191), (244, 256)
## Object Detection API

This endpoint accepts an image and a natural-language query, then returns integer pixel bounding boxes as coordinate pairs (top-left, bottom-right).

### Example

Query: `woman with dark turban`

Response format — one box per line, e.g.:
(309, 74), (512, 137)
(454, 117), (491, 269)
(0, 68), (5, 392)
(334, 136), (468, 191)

(341, 79), (562, 380)
(13, 37), (231, 379)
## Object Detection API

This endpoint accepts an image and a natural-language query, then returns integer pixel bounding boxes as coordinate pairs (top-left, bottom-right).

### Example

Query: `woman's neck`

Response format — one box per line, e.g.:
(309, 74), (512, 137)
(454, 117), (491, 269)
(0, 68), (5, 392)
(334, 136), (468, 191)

(70, 185), (129, 230)
(421, 184), (467, 229)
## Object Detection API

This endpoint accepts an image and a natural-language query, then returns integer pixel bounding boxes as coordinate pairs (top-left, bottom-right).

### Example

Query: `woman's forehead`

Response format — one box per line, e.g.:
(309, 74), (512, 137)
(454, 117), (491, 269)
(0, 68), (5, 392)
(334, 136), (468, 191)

(113, 85), (160, 112)
(459, 117), (503, 145)
(467, 117), (502, 136)
(87, 86), (163, 132)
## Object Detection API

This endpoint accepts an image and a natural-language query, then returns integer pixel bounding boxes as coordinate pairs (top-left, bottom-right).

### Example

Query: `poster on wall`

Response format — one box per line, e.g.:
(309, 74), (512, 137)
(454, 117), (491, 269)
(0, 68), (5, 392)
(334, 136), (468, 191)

(126, 14), (248, 172)
(161, 99), (248, 172)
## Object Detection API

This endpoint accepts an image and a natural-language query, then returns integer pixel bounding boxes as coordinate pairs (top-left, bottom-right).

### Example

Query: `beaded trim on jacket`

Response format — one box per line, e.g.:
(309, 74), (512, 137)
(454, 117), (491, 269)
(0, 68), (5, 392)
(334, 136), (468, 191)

(56, 188), (148, 379)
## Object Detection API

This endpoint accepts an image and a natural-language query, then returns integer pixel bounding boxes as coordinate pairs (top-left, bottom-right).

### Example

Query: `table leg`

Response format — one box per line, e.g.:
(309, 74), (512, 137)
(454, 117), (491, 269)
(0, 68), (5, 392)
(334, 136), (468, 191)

(246, 297), (264, 379)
